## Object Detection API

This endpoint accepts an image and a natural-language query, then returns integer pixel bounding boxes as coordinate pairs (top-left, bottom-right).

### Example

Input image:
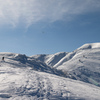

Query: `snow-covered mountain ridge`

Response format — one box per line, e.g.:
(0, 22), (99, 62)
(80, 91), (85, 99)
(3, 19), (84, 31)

(31, 43), (100, 87)
(77, 43), (100, 50)
(0, 43), (100, 100)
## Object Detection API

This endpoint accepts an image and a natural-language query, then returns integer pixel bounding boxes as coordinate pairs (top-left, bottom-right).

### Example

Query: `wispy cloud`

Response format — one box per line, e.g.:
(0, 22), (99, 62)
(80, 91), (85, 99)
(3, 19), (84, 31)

(0, 0), (100, 28)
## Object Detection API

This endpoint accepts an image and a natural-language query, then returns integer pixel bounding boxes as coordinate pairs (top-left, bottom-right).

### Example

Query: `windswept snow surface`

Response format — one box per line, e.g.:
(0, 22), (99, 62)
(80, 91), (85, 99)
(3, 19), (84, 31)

(0, 61), (100, 100)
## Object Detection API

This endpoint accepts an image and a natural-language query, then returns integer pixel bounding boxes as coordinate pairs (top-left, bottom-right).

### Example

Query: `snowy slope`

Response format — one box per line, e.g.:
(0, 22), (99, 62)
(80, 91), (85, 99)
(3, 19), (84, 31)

(0, 60), (100, 100)
(31, 43), (100, 87)
(0, 52), (54, 74)
(31, 52), (68, 67)
(0, 43), (100, 100)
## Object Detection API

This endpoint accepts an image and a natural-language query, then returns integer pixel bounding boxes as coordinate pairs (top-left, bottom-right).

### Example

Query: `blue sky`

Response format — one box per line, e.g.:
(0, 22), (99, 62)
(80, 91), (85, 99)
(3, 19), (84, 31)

(0, 0), (100, 56)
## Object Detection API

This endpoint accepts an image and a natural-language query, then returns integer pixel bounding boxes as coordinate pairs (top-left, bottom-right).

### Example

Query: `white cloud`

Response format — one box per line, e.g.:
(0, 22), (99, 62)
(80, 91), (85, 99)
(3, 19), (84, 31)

(0, 0), (100, 28)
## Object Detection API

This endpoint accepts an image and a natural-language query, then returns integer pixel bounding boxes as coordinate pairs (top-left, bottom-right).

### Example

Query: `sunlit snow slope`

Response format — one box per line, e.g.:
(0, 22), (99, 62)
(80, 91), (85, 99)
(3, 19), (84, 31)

(32, 43), (100, 87)
(0, 58), (100, 100)
(0, 43), (100, 100)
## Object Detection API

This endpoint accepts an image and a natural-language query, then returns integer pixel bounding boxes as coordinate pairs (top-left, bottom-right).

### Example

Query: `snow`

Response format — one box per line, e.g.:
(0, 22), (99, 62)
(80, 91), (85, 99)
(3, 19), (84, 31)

(0, 63), (100, 100)
(31, 43), (100, 87)
(31, 52), (68, 67)
(77, 43), (100, 50)
(0, 43), (100, 100)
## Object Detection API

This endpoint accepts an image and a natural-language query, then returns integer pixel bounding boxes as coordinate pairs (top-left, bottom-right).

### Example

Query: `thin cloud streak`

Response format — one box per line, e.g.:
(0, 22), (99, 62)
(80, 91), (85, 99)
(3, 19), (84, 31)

(0, 0), (100, 28)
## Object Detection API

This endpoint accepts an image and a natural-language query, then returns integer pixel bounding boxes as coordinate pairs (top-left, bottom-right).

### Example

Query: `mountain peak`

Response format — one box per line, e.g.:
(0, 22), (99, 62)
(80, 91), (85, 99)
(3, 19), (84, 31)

(77, 43), (100, 50)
